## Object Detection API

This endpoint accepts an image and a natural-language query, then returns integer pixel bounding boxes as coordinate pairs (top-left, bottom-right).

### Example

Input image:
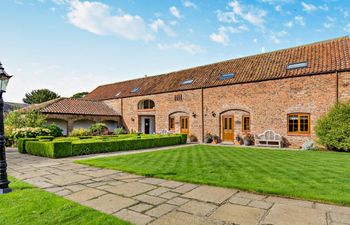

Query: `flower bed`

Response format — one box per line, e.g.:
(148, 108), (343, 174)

(18, 134), (187, 158)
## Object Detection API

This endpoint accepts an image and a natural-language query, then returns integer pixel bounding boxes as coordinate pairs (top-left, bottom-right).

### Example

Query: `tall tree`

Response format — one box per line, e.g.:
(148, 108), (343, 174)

(23, 89), (60, 104)
(71, 92), (89, 99)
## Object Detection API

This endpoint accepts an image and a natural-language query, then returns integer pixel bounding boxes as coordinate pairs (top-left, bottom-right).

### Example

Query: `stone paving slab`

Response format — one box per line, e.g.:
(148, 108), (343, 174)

(114, 209), (154, 225)
(66, 188), (106, 203)
(6, 148), (350, 225)
(82, 194), (137, 214)
(178, 200), (218, 216)
(104, 182), (156, 197)
(210, 203), (266, 225)
(149, 211), (225, 225)
(262, 203), (327, 225)
(182, 185), (237, 204)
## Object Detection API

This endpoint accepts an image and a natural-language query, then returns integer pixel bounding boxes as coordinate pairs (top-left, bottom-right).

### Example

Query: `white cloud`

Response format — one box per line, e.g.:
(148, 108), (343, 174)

(225, 0), (267, 28)
(209, 25), (248, 46)
(157, 42), (205, 55)
(150, 19), (176, 37)
(269, 30), (287, 44)
(284, 21), (293, 28)
(294, 15), (305, 26)
(323, 16), (335, 29)
(261, 47), (266, 53)
(67, 0), (153, 41)
(319, 4), (329, 11)
(301, 2), (317, 12)
(275, 5), (282, 12)
(210, 28), (231, 46)
(216, 10), (238, 23)
(183, 1), (197, 9)
(253, 38), (258, 43)
(344, 23), (350, 32)
(169, 6), (182, 19)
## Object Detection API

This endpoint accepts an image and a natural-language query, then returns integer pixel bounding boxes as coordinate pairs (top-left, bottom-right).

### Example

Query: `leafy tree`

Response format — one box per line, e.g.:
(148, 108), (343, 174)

(71, 92), (89, 99)
(315, 102), (350, 151)
(23, 89), (60, 104)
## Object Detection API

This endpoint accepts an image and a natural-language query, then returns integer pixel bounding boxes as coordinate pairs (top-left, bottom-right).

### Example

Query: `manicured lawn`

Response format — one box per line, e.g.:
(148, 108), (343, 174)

(0, 177), (132, 225)
(78, 145), (350, 206)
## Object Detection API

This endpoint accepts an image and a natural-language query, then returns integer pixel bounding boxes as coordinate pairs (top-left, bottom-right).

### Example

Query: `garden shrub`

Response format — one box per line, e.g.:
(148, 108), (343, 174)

(89, 123), (108, 136)
(26, 141), (72, 158)
(18, 138), (38, 154)
(180, 134), (187, 144)
(44, 124), (63, 137)
(113, 127), (125, 135)
(70, 128), (90, 137)
(11, 127), (52, 139)
(315, 103), (350, 151)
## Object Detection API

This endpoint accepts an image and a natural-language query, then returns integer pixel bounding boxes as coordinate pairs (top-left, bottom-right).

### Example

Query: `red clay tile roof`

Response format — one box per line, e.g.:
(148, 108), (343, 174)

(84, 37), (350, 101)
(21, 98), (119, 116)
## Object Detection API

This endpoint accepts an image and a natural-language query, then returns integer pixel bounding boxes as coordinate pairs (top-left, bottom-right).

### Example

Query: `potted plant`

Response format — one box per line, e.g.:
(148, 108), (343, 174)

(212, 134), (219, 144)
(243, 133), (254, 146)
(189, 134), (198, 142)
(204, 133), (213, 143)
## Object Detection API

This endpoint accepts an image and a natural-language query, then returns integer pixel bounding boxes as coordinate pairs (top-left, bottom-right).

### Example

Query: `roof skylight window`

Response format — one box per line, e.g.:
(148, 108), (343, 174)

(131, 87), (140, 93)
(181, 79), (194, 85)
(219, 73), (235, 80)
(286, 62), (308, 70)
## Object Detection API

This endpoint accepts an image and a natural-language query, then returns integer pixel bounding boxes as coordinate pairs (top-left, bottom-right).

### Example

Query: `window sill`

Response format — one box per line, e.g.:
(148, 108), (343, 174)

(287, 133), (311, 137)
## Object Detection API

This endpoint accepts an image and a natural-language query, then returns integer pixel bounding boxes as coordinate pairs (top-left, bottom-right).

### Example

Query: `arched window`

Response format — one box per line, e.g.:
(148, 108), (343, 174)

(138, 100), (155, 110)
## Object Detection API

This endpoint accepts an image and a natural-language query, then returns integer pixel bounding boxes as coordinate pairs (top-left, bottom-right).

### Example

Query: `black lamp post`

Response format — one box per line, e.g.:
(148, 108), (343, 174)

(0, 62), (12, 194)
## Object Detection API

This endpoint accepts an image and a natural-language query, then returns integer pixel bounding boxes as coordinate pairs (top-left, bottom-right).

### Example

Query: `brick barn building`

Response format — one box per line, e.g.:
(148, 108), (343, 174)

(30, 37), (350, 147)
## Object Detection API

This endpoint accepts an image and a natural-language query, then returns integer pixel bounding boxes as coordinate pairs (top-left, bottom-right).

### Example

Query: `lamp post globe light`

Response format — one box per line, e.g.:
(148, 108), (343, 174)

(0, 62), (12, 194)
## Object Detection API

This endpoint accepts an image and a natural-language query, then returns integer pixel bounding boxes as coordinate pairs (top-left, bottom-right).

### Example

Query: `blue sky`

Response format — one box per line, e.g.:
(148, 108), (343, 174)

(1, 0), (350, 102)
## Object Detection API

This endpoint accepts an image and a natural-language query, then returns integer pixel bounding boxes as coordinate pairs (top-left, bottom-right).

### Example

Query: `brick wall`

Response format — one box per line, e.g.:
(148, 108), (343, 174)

(204, 73), (337, 146)
(106, 73), (338, 147)
(338, 71), (350, 102)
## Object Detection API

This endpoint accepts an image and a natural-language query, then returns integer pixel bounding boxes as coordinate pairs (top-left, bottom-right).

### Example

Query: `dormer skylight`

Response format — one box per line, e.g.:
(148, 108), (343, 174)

(219, 73), (235, 80)
(286, 62), (308, 70)
(131, 87), (140, 93)
(181, 79), (193, 85)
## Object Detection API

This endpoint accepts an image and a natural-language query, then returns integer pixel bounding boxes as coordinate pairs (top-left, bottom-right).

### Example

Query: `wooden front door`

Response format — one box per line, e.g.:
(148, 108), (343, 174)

(180, 116), (189, 134)
(222, 116), (234, 142)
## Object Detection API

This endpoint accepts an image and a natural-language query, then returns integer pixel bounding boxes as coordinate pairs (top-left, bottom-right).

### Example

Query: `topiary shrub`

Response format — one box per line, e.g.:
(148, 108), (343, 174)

(25, 141), (72, 158)
(18, 138), (38, 154)
(315, 103), (350, 151)
(89, 123), (108, 136)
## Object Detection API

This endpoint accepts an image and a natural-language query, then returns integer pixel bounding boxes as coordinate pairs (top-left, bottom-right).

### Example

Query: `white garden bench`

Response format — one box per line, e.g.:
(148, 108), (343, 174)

(255, 130), (283, 148)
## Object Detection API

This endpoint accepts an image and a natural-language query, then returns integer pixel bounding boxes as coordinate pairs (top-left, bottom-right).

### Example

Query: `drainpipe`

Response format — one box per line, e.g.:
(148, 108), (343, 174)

(336, 71), (339, 103)
(201, 88), (204, 143)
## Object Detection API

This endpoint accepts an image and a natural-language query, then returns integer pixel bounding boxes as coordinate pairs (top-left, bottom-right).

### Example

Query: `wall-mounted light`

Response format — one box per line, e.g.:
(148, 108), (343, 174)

(212, 111), (216, 117)
(192, 112), (196, 118)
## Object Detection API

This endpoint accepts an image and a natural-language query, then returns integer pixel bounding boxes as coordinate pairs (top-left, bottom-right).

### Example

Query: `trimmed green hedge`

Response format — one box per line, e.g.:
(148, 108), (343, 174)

(25, 141), (72, 158)
(72, 135), (185, 156)
(18, 138), (38, 154)
(19, 134), (187, 158)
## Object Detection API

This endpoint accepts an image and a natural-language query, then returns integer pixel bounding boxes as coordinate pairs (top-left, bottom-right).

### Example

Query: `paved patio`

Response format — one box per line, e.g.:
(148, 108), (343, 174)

(7, 147), (350, 225)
